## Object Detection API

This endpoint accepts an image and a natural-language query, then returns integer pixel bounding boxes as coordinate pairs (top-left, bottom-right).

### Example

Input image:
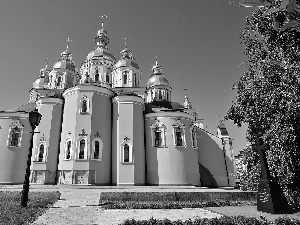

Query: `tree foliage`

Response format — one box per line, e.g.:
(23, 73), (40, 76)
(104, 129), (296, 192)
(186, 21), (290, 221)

(226, 0), (300, 208)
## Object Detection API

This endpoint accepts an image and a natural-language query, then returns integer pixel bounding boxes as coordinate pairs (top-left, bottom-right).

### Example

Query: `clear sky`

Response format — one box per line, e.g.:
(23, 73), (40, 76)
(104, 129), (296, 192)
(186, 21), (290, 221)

(0, 0), (254, 156)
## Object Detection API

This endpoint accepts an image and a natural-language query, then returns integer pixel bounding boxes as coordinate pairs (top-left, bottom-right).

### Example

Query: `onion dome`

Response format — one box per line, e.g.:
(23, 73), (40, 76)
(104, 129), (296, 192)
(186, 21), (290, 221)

(86, 28), (116, 62)
(33, 61), (50, 89)
(147, 60), (169, 88)
(114, 46), (139, 69)
(53, 39), (76, 71)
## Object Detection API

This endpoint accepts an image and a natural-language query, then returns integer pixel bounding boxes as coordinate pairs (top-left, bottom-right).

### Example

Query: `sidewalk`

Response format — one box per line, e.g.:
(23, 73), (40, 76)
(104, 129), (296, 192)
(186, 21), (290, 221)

(30, 187), (223, 225)
(1, 185), (299, 224)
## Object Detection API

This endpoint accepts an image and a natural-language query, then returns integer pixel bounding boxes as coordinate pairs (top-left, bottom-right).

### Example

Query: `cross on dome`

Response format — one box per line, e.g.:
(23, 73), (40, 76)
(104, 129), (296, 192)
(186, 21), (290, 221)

(123, 37), (129, 48)
(99, 14), (108, 29)
(65, 38), (72, 52)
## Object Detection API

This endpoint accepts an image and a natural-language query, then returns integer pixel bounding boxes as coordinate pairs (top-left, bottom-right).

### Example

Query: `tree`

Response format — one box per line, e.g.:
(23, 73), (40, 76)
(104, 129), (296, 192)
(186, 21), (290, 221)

(226, 0), (300, 209)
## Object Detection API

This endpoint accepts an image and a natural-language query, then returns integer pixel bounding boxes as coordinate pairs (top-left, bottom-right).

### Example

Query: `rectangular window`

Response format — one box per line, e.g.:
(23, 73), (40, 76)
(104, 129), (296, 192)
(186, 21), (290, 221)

(94, 141), (99, 159)
(123, 71), (128, 85)
(123, 144), (129, 162)
(10, 128), (21, 147)
(175, 130), (183, 147)
(154, 131), (162, 147)
(79, 139), (85, 159)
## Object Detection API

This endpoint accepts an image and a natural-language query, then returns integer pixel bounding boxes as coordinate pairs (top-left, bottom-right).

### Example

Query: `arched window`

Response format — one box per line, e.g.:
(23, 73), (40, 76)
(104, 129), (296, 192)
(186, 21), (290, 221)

(150, 121), (166, 147)
(94, 141), (99, 159)
(172, 120), (186, 147)
(79, 139), (85, 159)
(175, 128), (183, 147)
(85, 72), (89, 83)
(57, 76), (62, 86)
(154, 129), (162, 147)
(95, 73), (99, 81)
(123, 144), (129, 162)
(92, 137), (103, 160)
(190, 125), (198, 149)
(95, 67), (99, 81)
(121, 136), (133, 163)
(82, 100), (87, 113)
(123, 71), (128, 85)
(80, 96), (90, 114)
(38, 144), (45, 162)
(65, 140), (72, 159)
(106, 73), (110, 83)
(10, 127), (21, 147)
(8, 121), (24, 148)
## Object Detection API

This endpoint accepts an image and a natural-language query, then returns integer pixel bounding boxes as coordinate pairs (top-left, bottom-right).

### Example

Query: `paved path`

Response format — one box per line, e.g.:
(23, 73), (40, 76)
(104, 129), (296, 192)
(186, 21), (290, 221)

(28, 187), (223, 225)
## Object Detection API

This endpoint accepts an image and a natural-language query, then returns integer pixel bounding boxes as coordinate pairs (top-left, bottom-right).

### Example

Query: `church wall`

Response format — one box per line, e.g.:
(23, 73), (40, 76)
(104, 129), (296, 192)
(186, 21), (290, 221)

(0, 113), (32, 184)
(197, 130), (231, 187)
(89, 90), (112, 185)
(58, 85), (114, 185)
(145, 112), (200, 186)
(112, 95), (145, 185)
(30, 98), (63, 184)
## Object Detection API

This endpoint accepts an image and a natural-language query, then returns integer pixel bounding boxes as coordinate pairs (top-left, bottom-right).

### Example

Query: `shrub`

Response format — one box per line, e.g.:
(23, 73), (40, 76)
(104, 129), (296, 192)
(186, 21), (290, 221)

(119, 216), (300, 225)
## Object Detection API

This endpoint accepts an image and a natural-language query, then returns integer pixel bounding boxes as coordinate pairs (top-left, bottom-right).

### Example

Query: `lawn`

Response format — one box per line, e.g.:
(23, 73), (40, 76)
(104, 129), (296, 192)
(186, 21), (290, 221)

(0, 191), (60, 225)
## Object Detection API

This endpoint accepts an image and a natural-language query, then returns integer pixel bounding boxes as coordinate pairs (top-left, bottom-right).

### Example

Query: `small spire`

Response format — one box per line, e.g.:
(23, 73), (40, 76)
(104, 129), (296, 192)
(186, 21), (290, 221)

(123, 37), (129, 48)
(65, 38), (72, 53)
(100, 14), (107, 29)
(183, 88), (193, 109)
(44, 58), (49, 70)
(154, 55), (159, 66)
(152, 55), (163, 75)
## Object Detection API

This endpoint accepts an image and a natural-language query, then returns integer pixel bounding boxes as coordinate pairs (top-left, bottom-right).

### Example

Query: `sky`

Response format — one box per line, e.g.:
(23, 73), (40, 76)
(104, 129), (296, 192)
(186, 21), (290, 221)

(0, 0), (255, 156)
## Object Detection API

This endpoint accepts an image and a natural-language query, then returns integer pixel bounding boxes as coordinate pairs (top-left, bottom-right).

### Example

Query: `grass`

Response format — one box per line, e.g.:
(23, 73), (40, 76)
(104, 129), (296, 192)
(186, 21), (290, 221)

(0, 191), (61, 225)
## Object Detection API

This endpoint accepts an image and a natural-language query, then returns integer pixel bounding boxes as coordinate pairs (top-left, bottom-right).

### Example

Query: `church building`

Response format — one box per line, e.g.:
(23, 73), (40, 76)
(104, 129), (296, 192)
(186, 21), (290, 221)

(0, 22), (235, 187)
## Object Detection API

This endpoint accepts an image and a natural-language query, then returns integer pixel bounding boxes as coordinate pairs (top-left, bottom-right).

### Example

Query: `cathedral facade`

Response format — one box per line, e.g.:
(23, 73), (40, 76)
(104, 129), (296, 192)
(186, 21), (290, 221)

(0, 24), (235, 187)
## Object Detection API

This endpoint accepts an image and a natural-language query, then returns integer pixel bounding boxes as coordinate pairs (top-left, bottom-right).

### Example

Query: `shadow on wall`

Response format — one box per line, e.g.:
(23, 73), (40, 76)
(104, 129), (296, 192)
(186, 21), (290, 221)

(197, 129), (230, 187)
(198, 163), (218, 187)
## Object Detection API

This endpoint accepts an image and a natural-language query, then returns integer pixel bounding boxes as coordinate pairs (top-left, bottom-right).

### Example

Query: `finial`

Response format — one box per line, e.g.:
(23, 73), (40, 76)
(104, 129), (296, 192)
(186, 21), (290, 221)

(44, 58), (49, 70)
(154, 55), (159, 66)
(183, 88), (192, 109)
(123, 37), (129, 48)
(65, 38), (72, 52)
(100, 14), (108, 29)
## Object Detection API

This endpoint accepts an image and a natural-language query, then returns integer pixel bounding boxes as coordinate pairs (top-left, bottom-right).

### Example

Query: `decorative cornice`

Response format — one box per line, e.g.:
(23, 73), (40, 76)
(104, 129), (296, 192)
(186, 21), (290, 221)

(79, 128), (88, 136)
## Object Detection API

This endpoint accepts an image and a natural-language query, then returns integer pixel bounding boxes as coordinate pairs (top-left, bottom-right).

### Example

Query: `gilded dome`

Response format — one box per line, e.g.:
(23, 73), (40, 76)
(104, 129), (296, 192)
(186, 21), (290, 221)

(114, 47), (139, 69)
(115, 59), (139, 69)
(86, 47), (116, 62)
(54, 59), (76, 71)
(33, 77), (45, 89)
(147, 60), (169, 88)
(147, 74), (169, 88)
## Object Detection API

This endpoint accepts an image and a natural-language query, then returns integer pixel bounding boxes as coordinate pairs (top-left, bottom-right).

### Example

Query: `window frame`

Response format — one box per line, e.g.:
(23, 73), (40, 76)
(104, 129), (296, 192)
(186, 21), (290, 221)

(35, 142), (47, 163)
(80, 95), (90, 114)
(172, 120), (186, 148)
(64, 138), (73, 160)
(150, 121), (166, 147)
(91, 137), (103, 161)
(7, 121), (24, 148)
(120, 136), (133, 163)
(190, 125), (198, 149)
